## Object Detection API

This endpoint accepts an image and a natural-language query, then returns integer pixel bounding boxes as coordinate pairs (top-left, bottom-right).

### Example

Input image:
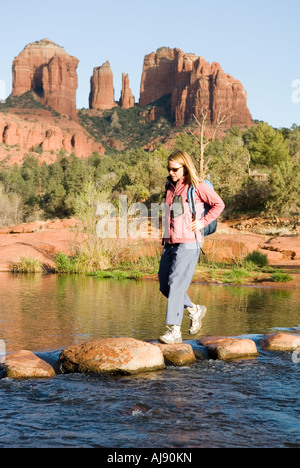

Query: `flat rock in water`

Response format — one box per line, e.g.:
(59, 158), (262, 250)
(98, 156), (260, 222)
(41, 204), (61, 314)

(205, 337), (259, 361)
(198, 336), (227, 346)
(3, 350), (56, 379)
(154, 343), (196, 366)
(261, 333), (300, 351)
(60, 337), (166, 375)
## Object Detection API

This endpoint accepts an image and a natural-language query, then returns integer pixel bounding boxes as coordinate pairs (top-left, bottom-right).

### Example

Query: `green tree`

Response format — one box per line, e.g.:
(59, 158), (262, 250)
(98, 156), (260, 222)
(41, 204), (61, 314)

(63, 154), (89, 195)
(266, 158), (300, 215)
(244, 122), (289, 167)
(0, 184), (23, 227)
(234, 176), (270, 212)
(206, 133), (250, 206)
(42, 181), (67, 217)
(173, 132), (201, 166)
(281, 124), (300, 157)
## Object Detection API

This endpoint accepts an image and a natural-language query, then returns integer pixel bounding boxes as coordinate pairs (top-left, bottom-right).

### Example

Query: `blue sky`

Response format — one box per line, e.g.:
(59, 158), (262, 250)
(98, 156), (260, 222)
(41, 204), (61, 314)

(0, 0), (299, 128)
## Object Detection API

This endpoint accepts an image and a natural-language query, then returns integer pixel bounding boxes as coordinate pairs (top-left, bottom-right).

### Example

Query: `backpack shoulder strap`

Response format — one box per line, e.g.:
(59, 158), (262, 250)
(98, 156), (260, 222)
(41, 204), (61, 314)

(164, 180), (170, 198)
(187, 185), (196, 221)
(204, 179), (214, 190)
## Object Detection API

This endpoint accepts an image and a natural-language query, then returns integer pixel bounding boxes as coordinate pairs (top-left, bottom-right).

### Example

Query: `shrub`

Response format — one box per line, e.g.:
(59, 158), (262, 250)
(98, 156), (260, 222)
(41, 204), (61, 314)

(244, 250), (268, 268)
(54, 252), (78, 273)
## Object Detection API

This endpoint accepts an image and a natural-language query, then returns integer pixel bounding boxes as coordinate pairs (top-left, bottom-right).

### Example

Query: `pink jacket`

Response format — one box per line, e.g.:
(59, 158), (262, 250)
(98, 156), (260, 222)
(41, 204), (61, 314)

(163, 177), (225, 244)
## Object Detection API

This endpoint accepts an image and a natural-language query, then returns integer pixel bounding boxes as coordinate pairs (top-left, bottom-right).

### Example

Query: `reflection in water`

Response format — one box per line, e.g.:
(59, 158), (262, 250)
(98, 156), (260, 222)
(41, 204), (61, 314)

(0, 273), (299, 448)
(0, 273), (299, 352)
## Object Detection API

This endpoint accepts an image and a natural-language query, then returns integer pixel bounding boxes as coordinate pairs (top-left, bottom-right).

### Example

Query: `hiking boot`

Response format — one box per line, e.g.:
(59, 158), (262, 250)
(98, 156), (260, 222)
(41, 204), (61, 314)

(158, 325), (182, 344)
(186, 305), (207, 335)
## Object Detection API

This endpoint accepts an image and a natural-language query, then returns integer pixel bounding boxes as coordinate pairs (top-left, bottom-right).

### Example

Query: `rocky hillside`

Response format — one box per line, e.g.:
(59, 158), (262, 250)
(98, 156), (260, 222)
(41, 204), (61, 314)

(0, 93), (105, 165)
(0, 40), (254, 165)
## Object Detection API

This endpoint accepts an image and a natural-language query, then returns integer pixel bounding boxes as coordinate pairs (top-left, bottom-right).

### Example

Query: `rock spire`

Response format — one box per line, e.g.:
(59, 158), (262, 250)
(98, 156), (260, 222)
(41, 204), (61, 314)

(89, 61), (115, 110)
(119, 73), (135, 109)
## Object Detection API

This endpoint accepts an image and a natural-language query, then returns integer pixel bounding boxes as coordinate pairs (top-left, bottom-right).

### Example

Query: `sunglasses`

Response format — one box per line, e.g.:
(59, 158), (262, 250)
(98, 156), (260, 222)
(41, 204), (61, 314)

(167, 165), (183, 173)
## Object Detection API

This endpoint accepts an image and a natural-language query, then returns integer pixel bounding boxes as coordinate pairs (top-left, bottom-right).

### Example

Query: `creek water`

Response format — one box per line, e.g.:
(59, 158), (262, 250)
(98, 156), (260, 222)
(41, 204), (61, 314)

(0, 272), (299, 448)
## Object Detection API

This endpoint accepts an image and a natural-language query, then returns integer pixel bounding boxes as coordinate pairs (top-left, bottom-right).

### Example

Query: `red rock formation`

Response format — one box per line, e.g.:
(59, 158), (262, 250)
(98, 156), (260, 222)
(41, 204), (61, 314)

(0, 111), (105, 165)
(89, 61), (115, 110)
(12, 39), (79, 117)
(41, 53), (78, 117)
(139, 47), (184, 107)
(139, 47), (252, 128)
(119, 73), (135, 109)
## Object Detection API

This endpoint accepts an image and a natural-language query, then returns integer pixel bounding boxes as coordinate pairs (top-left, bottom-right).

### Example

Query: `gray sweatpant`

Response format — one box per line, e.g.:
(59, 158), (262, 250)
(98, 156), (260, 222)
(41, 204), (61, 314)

(158, 243), (201, 326)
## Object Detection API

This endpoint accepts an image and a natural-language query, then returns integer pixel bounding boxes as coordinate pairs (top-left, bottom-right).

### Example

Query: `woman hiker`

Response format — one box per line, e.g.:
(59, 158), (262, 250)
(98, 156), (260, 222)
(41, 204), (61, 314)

(158, 150), (225, 344)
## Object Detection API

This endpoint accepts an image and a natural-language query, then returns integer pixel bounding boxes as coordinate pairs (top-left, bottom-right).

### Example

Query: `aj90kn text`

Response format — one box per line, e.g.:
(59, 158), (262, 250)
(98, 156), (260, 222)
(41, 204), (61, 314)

(107, 452), (192, 465)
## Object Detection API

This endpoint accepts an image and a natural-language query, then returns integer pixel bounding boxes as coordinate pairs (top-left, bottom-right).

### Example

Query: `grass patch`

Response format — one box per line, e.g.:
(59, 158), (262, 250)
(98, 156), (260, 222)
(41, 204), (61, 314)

(219, 266), (252, 284)
(270, 272), (293, 282)
(88, 269), (143, 280)
(119, 254), (161, 276)
(194, 263), (258, 284)
(54, 246), (294, 285)
(55, 252), (147, 279)
(194, 250), (294, 285)
(10, 256), (44, 273)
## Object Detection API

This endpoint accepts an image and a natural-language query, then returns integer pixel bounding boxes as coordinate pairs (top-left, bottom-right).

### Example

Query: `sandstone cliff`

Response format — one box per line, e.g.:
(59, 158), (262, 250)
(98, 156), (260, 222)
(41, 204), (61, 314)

(12, 39), (79, 118)
(139, 47), (252, 128)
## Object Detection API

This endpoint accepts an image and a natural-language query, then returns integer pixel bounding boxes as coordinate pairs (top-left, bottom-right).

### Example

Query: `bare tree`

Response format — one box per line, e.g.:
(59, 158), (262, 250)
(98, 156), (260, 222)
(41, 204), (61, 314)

(189, 105), (235, 177)
(0, 186), (24, 227)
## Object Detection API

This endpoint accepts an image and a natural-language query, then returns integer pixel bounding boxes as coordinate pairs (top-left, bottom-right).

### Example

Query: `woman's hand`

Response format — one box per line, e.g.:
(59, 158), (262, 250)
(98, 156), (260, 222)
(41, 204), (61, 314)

(186, 220), (204, 232)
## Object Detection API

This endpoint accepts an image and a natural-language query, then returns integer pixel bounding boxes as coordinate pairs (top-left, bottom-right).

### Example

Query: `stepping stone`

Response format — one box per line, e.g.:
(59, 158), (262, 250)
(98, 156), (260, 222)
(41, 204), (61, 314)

(200, 337), (259, 361)
(261, 333), (300, 351)
(60, 337), (165, 375)
(3, 350), (55, 379)
(154, 343), (196, 366)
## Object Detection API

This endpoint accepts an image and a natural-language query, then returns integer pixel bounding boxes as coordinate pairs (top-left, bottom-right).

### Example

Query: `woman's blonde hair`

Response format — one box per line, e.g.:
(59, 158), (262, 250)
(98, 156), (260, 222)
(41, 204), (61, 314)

(168, 150), (201, 187)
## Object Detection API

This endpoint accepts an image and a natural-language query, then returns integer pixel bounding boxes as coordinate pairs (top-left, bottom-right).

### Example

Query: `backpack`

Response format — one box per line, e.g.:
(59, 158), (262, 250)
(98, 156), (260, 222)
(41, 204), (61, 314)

(188, 180), (217, 237)
(164, 180), (217, 237)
